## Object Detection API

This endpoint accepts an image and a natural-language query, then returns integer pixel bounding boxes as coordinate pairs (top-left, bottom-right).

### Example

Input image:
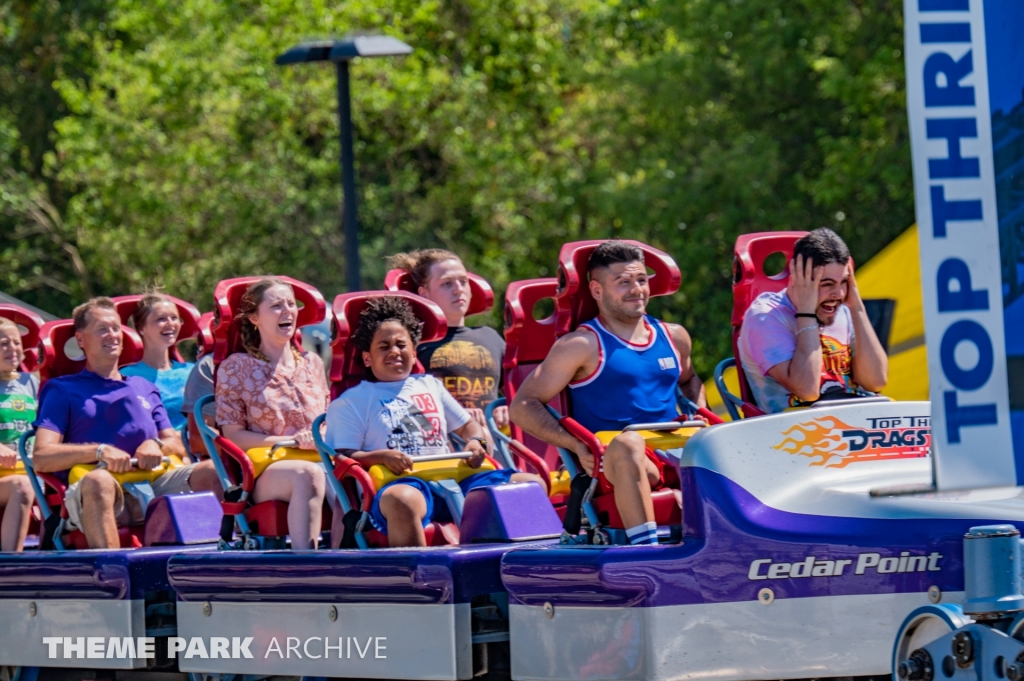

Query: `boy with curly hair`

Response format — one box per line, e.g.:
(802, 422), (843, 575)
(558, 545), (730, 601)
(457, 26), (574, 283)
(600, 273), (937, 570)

(324, 296), (542, 547)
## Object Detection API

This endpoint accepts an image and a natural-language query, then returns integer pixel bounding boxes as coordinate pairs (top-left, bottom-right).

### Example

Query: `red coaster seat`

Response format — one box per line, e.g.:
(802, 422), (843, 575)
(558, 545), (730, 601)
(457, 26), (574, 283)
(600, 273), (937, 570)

(28, 319), (145, 549)
(206, 276), (328, 539)
(384, 268), (495, 317)
(551, 240), (684, 531)
(329, 290), (463, 547)
(729, 232), (807, 416)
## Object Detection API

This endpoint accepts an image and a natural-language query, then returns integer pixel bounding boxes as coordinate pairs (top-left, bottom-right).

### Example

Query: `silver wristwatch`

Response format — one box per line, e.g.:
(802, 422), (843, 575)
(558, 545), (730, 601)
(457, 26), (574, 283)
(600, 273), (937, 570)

(95, 443), (107, 462)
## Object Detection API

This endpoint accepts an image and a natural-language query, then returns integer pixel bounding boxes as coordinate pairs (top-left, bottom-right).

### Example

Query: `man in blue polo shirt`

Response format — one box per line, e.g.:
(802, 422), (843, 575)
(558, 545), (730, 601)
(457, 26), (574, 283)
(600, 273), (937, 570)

(32, 297), (221, 548)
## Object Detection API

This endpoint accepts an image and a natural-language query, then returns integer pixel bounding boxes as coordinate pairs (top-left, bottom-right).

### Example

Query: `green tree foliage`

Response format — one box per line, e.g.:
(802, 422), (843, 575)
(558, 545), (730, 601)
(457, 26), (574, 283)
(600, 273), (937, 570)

(0, 0), (913, 375)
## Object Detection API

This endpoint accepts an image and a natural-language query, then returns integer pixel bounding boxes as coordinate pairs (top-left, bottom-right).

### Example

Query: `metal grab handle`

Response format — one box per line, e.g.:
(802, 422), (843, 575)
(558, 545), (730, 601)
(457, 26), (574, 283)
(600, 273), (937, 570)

(96, 456), (172, 470)
(269, 439), (300, 455)
(408, 451), (475, 464)
(624, 421), (707, 431)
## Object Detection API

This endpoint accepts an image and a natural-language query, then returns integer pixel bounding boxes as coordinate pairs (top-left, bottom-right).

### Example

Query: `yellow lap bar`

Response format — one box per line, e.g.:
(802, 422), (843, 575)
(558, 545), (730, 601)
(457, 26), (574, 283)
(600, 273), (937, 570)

(0, 460), (26, 478)
(68, 455), (186, 486)
(594, 428), (700, 451)
(246, 447), (323, 479)
(369, 457), (497, 490)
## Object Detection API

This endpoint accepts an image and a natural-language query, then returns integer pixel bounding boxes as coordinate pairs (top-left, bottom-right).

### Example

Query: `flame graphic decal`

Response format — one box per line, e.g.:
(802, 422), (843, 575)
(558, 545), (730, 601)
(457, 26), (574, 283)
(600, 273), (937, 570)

(773, 416), (930, 468)
(773, 416), (856, 467)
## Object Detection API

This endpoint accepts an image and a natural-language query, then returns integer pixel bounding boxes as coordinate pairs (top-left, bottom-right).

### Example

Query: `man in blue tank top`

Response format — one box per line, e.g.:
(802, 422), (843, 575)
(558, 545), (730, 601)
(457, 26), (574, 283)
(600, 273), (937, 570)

(510, 241), (706, 545)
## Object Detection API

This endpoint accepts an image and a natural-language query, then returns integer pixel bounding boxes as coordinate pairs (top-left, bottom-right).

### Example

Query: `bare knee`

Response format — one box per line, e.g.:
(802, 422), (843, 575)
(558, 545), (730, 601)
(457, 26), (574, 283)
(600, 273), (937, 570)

(189, 461), (223, 497)
(80, 471), (117, 506)
(8, 477), (33, 507)
(379, 485), (427, 521)
(606, 432), (647, 466)
(291, 463), (326, 500)
(510, 472), (545, 487)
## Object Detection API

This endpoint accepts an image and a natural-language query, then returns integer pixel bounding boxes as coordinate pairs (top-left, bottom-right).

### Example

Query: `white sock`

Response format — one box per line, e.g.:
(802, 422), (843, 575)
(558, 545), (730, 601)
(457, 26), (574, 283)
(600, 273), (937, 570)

(626, 521), (658, 545)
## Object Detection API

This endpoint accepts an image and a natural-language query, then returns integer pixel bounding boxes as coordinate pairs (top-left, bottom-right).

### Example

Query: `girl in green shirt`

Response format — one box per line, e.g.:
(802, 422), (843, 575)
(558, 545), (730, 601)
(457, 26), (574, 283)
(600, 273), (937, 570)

(0, 318), (36, 551)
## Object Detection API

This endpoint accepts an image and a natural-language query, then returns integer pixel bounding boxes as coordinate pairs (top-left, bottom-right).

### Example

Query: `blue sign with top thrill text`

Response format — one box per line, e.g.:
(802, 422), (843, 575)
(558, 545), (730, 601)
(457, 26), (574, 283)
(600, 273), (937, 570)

(905, 0), (1024, 489)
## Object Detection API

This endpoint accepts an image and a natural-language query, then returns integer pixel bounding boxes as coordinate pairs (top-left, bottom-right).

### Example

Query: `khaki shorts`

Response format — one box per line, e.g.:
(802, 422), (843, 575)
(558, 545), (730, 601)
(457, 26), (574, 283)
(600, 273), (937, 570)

(63, 464), (196, 533)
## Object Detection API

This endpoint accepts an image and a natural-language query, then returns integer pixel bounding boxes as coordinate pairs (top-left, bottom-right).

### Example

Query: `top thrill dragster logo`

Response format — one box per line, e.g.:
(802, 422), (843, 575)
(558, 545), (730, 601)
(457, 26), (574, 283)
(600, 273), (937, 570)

(773, 415), (931, 468)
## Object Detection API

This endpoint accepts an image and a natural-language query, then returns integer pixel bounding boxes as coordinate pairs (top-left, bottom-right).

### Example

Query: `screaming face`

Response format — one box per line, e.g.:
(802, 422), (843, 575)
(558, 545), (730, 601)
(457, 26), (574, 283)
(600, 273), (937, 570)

(250, 284), (299, 345)
(815, 262), (849, 326)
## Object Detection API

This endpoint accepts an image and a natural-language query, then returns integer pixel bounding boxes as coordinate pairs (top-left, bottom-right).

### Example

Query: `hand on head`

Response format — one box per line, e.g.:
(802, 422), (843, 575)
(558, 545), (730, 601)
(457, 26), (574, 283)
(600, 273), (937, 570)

(788, 254), (824, 316)
(844, 257), (861, 305)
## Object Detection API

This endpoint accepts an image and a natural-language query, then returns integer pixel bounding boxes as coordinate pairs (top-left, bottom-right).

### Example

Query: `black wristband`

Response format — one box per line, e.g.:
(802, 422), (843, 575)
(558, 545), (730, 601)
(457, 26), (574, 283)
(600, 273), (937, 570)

(794, 313), (819, 319)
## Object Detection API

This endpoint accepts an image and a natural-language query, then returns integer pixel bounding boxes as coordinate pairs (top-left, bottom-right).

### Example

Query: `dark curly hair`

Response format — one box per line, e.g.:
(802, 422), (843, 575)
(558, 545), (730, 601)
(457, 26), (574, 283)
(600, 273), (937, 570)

(352, 296), (423, 352)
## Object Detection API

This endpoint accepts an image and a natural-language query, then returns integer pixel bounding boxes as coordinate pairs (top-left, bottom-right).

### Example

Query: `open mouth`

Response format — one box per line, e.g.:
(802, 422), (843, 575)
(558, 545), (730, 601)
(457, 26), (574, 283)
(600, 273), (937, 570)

(819, 301), (839, 315)
(277, 320), (294, 332)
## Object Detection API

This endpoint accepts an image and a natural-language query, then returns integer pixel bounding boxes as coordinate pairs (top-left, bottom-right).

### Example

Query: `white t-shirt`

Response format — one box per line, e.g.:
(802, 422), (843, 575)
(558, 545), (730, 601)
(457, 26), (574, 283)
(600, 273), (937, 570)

(737, 289), (865, 413)
(324, 374), (472, 458)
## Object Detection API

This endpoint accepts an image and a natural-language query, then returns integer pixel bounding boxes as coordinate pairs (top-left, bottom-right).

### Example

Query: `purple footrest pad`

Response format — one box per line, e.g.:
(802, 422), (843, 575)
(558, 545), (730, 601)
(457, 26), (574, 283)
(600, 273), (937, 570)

(460, 482), (563, 543)
(144, 492), (223, 546)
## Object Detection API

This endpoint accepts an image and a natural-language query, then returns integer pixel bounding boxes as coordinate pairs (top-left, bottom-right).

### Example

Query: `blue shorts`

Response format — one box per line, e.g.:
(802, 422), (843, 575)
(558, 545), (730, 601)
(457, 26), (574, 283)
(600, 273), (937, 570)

(369, 469), (516, 534)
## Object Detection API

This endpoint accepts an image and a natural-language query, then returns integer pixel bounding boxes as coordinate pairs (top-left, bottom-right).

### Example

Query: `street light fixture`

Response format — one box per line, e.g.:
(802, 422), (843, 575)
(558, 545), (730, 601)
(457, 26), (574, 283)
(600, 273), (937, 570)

(276, 35), (413, 292)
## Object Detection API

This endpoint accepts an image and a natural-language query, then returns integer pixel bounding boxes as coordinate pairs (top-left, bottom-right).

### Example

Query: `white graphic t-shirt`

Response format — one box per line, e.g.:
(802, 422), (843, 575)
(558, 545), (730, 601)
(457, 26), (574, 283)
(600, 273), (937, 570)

(737, 289), (867, 413)
(324, 374), (472, 457)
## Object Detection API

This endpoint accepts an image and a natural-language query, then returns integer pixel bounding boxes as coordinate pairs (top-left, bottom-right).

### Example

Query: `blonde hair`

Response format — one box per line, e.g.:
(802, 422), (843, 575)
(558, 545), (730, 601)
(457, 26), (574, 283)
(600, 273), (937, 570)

(131, 292), (176, 331)
(386, 249), (462, 289)
(235, 278), (295, 359)
(0, 318), (19, 335)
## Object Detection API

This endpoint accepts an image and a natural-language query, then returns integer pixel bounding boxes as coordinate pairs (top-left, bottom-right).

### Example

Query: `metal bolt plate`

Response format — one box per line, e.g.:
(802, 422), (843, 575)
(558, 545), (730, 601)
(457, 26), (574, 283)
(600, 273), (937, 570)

(329, 605), (338, 622)
(543, 602), (555, 619)
(758, 588), (774, 605)
(928, 585), (941, 604)
(28, 602), (36, 617)
(202, 602), (212, 617)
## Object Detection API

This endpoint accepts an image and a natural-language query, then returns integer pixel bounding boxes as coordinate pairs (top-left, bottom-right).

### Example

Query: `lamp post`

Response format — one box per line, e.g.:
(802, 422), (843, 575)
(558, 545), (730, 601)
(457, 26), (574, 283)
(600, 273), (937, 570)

(276, 36), (413, 292)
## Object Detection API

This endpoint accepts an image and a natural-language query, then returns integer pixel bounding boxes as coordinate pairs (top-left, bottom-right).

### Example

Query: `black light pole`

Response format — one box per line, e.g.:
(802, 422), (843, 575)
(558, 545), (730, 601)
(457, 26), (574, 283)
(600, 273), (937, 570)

(276, 36), (413, 292)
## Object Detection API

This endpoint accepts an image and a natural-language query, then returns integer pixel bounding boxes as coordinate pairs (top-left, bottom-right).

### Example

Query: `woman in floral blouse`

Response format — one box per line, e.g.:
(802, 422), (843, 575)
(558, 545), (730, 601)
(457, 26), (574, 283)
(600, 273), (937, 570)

(215, 278), (331, 549)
